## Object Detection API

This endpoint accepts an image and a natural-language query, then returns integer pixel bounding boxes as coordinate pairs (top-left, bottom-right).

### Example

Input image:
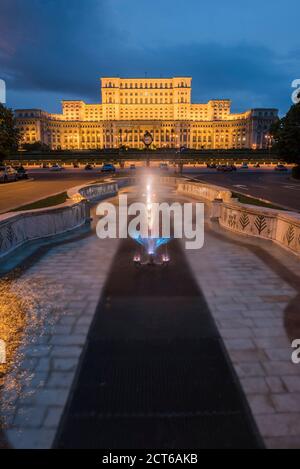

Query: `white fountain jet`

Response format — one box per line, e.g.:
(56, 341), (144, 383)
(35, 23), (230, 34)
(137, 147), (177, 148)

(133, 177), (171, 266)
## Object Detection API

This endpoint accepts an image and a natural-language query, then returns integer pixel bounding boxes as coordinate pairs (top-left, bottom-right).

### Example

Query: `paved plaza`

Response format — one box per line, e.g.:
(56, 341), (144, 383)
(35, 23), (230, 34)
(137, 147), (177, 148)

(186, 221), (300, 448)
(0, 212), (120, 448)
(0, 187), (300, 448)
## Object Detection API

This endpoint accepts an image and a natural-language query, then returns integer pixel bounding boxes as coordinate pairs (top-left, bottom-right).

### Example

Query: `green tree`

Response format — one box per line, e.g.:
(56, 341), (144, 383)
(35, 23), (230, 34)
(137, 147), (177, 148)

(271, 95), (300, 166)
(0, 103), (20, 162)
(22, 141), (50, 152)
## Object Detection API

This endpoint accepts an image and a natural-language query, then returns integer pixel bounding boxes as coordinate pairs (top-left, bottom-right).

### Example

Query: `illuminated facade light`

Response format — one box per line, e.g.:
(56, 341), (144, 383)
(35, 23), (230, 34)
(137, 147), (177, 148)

(14, 77), (278, 150)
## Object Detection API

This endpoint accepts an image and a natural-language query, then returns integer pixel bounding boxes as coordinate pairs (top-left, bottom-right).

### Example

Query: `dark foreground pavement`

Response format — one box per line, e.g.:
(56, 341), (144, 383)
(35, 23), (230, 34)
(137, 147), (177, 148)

(55, 237), (262, 449)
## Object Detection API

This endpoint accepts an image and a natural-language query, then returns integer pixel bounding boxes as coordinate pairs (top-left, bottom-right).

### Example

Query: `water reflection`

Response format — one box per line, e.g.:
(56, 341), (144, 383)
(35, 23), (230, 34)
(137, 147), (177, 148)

(0, 268), (65, 428)
(0, 274), (27, 380)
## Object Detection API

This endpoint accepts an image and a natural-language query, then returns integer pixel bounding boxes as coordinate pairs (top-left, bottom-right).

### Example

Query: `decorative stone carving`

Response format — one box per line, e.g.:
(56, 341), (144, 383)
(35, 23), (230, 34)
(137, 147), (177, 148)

(175, 178), (300, 257)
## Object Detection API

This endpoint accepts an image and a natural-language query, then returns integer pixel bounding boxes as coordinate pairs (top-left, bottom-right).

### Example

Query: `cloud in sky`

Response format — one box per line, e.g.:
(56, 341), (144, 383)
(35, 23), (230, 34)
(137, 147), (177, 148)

(0, 0), (299, 114)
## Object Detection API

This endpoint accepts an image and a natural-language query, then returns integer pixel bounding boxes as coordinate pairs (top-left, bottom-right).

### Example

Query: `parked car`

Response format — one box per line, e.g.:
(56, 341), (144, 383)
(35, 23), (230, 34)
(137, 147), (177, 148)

(0, 165), (18, 183)
(50, 164), (63, 171)
(73, 163), (79, 168)
(275, 164), (288, 172)
(14, 165), (28, 180)
(240, 163), (249, 169)
(217, 164), (236, 172)
(101, 163), (116, 173)
(176, 146), (188, 154)
(85, 164), (93, 170)
(207, 163), (217, 169)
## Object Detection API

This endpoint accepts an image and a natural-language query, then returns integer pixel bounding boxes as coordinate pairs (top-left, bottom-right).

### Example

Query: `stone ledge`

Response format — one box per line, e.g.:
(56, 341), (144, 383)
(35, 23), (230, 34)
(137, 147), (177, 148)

(0, 177), (135, 260)
(173, 178), (300, 257)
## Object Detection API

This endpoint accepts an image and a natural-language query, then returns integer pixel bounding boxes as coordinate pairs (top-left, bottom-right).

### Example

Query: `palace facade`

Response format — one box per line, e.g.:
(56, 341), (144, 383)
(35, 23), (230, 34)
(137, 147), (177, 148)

(14, 77), (278, 150)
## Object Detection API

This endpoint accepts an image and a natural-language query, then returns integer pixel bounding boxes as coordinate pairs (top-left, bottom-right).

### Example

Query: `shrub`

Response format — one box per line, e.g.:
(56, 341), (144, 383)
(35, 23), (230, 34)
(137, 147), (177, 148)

(292, 165), (300, 179)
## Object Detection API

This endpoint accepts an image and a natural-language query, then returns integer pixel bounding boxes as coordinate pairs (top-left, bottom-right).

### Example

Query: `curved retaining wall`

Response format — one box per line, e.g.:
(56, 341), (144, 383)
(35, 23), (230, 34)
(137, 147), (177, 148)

(0, 177), (135, 260)
(161, 176), (233, 204)
(173, 177), (300, 257)
(68, 177), (136, 202)
(68, 180), (118, 202)
(219, 202), (300, 256)
(177, 179), (232, 202)
(0, 201), (88, 260)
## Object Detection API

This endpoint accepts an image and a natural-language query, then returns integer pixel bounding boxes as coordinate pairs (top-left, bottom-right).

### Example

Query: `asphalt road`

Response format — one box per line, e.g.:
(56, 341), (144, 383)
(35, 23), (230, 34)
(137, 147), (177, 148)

(0, 169), (112, 213)
(1, 167), (299, 214)
(187, 170), (300, 211)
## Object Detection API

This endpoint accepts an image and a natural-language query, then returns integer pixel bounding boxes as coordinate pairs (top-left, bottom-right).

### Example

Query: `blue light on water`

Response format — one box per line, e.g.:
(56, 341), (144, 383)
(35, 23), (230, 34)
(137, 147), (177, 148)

(133, 235), (171, 253)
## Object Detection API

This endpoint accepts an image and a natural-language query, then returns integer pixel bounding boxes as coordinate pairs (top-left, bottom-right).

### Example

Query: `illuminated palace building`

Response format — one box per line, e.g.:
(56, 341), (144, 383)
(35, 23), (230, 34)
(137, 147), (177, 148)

(15, 77), (278, 150)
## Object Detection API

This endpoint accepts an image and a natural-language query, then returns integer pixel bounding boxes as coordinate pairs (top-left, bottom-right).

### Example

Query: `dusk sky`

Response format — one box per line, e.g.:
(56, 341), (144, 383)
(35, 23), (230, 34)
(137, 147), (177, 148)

(1, 0), (299, 115)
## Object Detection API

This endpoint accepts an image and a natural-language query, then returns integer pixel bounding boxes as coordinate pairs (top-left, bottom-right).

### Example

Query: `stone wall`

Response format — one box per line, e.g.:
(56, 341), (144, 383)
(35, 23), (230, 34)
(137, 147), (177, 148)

(0, 178), (135, 260)
(159, 176), (178, 187)
(219, 202), (300, 256)
(67, 181), (118, 203)
(67, 177), (135, 202)
(276, 213), (300, 254)
(0, 202), (88, 259)
(177, 179), (232, 202)
(173, 177), (300, 257)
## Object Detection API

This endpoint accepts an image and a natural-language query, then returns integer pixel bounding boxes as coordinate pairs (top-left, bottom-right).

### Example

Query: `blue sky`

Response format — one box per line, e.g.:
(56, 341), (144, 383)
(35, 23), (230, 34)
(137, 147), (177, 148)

(0, 0), (299, 115)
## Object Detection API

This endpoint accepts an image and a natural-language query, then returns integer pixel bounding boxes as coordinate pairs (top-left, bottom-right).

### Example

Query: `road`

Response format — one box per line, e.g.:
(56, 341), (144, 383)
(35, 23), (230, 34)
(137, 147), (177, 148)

(0, 169), (112, 214)
(185, 169), (300, 211)
(1, 167), (299, 214)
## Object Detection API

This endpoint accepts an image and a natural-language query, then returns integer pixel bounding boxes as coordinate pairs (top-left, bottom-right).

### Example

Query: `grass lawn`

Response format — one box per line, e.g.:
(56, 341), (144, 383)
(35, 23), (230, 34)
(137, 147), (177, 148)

(13, 192), (69, 212)
(231, 192), (285, 210)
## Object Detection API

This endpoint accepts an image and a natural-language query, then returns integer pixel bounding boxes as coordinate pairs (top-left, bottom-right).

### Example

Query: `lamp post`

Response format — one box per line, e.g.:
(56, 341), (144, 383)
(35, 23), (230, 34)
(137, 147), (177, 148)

(143, 131), (153, 167)
(119, 128), (123, 147)
(171, 129), (174, 149)
(265, 133), (273, 157)
(118, 129), (123, 163)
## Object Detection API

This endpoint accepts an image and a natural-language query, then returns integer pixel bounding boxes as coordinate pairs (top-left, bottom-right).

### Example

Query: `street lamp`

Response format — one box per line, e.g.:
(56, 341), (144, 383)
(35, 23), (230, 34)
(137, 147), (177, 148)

(265, 133), (273, 157)
(171, 129), (175, 149)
